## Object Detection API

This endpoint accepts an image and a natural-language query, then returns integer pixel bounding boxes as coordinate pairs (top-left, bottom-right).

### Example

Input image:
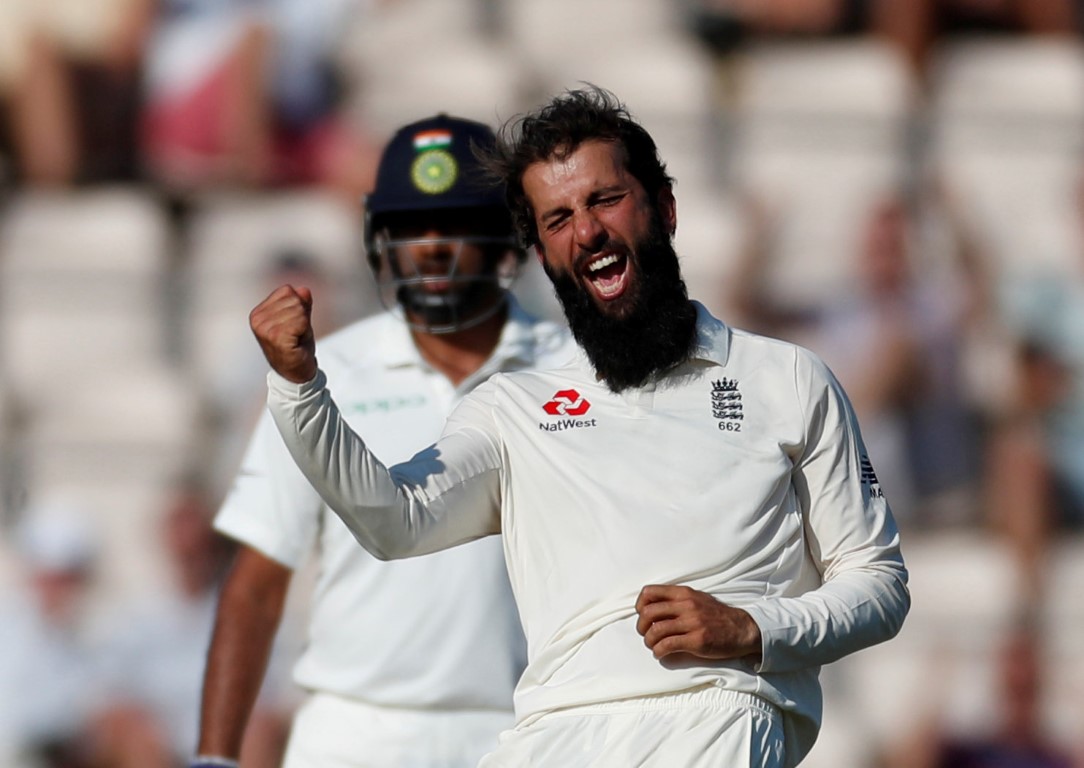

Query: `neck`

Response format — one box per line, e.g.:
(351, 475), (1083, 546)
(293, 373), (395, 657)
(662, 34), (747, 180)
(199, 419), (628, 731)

(410, 304), (508, 386)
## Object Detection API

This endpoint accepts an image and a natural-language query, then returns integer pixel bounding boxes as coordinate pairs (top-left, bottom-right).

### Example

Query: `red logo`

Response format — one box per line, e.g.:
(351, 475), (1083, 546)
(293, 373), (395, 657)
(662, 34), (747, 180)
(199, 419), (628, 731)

(543, 389), (591, 416)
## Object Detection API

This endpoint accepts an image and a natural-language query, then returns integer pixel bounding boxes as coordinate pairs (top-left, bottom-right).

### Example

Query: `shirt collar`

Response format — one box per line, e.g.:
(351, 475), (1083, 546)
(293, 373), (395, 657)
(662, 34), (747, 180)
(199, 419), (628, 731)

(686, 300), (732, 368)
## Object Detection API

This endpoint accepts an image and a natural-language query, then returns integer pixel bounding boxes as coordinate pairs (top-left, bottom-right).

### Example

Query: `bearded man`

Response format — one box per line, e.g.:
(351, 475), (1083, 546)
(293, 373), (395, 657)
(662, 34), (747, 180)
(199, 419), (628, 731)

(248, 86), (910, 768)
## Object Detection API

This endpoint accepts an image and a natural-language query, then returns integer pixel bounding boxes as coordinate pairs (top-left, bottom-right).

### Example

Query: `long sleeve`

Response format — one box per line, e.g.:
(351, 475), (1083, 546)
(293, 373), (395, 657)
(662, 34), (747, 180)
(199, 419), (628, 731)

(266, 369), (503, 560)
(745, 347), (910, 674)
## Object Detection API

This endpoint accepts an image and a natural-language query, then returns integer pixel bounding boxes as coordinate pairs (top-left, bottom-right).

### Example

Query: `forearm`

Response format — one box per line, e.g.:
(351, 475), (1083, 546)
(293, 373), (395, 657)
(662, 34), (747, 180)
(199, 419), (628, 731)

(744, 559), (909, 674)
(267, 370), (500, 559)
(198, 550), (290, 758)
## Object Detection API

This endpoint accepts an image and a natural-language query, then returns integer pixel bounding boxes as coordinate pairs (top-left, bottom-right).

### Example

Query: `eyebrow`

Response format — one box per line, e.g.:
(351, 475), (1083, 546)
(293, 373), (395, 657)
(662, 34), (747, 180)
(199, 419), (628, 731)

(538, 184), (629, 223)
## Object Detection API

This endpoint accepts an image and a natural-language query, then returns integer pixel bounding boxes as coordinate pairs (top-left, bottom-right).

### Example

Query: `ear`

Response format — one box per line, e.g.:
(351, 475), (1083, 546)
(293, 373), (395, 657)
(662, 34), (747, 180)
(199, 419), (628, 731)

(657, 186), (677, 236)
(533, 244), (546, 265)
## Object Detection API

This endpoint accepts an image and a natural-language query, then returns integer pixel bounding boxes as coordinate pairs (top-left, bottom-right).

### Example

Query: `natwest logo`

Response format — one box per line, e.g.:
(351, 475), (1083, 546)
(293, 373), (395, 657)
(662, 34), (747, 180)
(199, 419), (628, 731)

(543, 389), (591, 416)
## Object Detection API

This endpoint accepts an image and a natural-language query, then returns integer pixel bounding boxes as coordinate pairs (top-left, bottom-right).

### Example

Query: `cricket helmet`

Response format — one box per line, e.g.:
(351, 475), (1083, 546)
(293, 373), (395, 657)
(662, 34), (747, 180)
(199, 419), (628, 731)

(363, 114), (523, 333)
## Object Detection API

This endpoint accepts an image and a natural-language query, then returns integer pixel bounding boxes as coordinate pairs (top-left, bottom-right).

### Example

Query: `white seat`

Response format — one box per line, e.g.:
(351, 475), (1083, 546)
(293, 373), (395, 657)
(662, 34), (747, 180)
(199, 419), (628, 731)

(931, 38), (1084, 130)
(350, 38), (531, 139)
(16, 361), (203, 605)
(733, 40), (915, 130)
(17, 483), (181, 606)
(0, 188), (173, 399)
(531, 35), (722, 194)
(339, 0), (530, 137)
(735, 148), (905, 311)
(21, 363), (203, 493)
(0, 381), (14, 537)
(799, 662), (877, 768)
(0, 187), (171, 273)
(729, 41), (915, 311)
(1040, 537), (1084, 745)
(182, 191), (375, 393)
(340, 0), (491, 58)
(930, 38), (1084, 281)
(505, 0), (688, 78)
(15, 358), (204, 600)
(673, 188), (747, 319)
(842, 532), (1022, 749)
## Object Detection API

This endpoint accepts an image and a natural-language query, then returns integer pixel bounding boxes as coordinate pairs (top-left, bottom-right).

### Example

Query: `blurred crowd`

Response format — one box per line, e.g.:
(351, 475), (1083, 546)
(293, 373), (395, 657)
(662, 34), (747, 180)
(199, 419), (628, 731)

(1, 0), (1083, 766)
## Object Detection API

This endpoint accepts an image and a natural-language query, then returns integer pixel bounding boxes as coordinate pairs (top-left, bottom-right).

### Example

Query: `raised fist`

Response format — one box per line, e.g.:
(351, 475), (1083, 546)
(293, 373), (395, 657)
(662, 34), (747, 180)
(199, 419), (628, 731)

(250, 285), (318, 384)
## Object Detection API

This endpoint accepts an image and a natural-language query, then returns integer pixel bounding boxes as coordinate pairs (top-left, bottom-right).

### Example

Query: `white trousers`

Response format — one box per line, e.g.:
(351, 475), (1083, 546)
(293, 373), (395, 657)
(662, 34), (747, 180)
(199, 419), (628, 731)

(477, 686), (786, 768)
(282, 692), (514, 768)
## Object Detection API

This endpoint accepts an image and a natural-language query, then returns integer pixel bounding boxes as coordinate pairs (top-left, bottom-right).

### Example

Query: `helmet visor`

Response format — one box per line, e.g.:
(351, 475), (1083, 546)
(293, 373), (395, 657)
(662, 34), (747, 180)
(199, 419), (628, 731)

(369, 231), (522, 334)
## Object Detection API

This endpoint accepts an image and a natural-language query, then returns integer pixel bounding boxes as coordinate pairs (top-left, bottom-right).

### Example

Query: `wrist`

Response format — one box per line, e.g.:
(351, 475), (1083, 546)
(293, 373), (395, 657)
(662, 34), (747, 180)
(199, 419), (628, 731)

(191, 757), (240, 768)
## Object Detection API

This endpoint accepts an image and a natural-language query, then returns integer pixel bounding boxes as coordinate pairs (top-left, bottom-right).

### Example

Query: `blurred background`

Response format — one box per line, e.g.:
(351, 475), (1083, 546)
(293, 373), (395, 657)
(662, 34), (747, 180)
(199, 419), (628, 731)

(0, 0), (1083, 766)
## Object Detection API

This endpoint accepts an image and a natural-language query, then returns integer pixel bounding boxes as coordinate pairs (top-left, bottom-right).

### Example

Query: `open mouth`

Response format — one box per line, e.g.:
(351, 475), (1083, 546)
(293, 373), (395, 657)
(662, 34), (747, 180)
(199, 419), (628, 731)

(583, 252), (630, 301)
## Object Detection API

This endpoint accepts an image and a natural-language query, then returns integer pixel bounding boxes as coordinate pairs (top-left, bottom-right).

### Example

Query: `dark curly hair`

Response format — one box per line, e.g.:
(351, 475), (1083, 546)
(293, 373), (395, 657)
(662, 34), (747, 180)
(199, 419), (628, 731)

(478, 86), (673, 249)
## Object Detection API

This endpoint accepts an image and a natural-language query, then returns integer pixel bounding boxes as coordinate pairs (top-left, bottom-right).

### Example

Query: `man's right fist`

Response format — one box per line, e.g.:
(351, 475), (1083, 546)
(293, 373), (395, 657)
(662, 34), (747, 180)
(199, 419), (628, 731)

(250, 285), (318, 384)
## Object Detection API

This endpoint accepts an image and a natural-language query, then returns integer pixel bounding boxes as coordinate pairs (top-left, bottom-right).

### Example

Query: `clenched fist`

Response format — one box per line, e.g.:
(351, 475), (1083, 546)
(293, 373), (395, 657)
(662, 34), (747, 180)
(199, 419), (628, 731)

(635, 584), (762, 663)
(250, 285), (318, 384)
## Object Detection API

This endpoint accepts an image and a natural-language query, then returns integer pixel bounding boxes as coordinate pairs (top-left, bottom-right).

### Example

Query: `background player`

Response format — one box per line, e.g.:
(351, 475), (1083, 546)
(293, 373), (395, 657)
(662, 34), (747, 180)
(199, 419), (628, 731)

(192, 114), (574, 768)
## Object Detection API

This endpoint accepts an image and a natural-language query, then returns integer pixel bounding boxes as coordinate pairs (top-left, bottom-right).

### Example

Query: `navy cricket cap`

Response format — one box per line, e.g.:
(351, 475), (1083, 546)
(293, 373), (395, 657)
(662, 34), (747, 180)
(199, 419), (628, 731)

(365, 114), (508, 221)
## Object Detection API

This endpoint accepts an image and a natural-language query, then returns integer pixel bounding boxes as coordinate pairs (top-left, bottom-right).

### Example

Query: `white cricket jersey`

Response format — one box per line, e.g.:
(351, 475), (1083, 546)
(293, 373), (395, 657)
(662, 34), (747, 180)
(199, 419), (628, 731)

(216, 300), (575, 711)
(267, 302), (910, 767)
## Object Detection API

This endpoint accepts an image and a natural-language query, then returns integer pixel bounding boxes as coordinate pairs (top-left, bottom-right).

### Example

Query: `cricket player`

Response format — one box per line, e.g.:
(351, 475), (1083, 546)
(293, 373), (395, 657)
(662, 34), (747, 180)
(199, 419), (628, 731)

(249, 87), (910, 767)
(192, 114), (575, 768)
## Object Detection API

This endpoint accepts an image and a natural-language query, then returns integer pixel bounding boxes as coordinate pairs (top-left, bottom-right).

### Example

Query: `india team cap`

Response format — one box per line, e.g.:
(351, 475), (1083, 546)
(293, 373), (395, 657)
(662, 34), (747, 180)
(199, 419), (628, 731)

(365, 114), (508, 219)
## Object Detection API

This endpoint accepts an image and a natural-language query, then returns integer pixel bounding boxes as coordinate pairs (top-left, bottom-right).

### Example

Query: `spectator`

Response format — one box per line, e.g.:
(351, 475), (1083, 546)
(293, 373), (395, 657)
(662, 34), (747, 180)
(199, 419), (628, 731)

(687, 0), (884, 56)
(983, 338), (1076, 600)
(731, 193), (985, 527)
(95, 477), (295, 768)
(875, 0), (1081, 83)
(888, 622), (1075, 768)
(0, 0), (151, 187)
(801, 197), (927, 524)
(0, 498), (103, 768)
(140, 0), (380, 199)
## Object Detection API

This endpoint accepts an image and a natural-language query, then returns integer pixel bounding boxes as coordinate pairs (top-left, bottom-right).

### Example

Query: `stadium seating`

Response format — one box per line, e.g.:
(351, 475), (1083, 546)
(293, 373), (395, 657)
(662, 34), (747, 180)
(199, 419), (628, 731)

(18, 362), (205, 601)
(728, 40), (916, 312)
(842, 532), (1025, 748)
(180, 190), (374, 393)
(929, 38), (1084, 282)
(339, 0), (531, 137)
(0, 188), (174, 400)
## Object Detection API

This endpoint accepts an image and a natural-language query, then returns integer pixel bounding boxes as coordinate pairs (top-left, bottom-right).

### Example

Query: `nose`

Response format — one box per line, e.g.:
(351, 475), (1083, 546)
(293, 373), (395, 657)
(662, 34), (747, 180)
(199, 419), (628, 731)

(572, 210), (607, 254)
(412, 229), (454, 261)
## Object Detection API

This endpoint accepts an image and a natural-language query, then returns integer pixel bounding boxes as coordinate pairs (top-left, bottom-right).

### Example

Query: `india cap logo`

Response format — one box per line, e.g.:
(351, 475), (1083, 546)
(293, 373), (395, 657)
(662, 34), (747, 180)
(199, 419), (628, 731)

(410, 129), (457, 195)
(411, 149), (458, 194)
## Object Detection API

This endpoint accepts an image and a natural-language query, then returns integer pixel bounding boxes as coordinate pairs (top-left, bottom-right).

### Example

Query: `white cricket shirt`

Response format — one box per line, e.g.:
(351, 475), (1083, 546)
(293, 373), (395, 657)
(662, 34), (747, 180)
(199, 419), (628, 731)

(217, 300), (575, 711)
(267, 302), (910, 766)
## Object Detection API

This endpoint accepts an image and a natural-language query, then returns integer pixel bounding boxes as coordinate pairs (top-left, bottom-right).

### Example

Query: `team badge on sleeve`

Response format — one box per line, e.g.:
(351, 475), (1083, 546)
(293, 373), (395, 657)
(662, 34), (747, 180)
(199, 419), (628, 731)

(860, 455), (885, 498)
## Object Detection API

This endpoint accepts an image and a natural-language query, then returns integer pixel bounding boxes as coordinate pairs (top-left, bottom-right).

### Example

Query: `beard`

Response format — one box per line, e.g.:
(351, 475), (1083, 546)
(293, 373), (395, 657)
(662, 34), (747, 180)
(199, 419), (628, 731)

(543, 218), (697, 392)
